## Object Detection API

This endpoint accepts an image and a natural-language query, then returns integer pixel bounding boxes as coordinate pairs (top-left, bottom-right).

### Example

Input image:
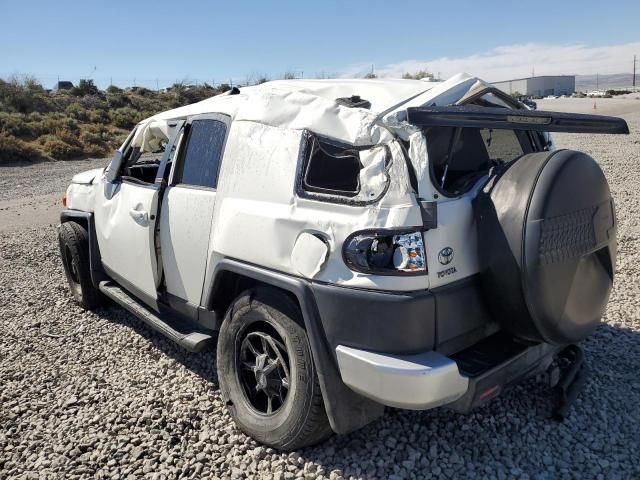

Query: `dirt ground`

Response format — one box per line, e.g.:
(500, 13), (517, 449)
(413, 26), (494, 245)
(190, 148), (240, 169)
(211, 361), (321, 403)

(0, 158), (108, 232)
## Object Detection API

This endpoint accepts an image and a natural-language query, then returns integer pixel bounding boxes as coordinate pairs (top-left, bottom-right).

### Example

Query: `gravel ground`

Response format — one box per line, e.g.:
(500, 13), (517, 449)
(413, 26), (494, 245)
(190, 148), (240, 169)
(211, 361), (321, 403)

(1, 100), (640, 479)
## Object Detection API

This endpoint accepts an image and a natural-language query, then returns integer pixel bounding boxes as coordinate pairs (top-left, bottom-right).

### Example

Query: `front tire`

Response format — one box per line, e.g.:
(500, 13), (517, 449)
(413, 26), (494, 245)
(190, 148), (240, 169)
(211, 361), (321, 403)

(217, 288), (332, 450)
(58, 221), (102, 310)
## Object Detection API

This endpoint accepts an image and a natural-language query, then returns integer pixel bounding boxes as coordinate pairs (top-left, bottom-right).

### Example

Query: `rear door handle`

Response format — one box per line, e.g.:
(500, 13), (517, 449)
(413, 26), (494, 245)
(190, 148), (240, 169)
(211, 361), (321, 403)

(129, 208), (149, 223)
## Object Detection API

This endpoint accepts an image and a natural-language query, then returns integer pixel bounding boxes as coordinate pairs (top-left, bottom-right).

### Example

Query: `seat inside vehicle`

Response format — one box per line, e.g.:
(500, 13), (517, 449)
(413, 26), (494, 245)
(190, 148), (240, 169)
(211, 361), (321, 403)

(121, 149), (162, 184)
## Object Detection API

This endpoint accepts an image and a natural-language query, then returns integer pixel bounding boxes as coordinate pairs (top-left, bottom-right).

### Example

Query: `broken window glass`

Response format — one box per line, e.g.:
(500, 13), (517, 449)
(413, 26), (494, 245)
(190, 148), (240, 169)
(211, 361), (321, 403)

(303, 136), (361, 195)
(425, 126), (526, 196)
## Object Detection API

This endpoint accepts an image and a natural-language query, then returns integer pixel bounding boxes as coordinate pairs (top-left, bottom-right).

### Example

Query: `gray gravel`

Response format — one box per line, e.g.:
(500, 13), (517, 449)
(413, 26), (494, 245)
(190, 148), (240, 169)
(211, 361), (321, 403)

(1, 104), (640, 479)
(0, 157), (108, 202)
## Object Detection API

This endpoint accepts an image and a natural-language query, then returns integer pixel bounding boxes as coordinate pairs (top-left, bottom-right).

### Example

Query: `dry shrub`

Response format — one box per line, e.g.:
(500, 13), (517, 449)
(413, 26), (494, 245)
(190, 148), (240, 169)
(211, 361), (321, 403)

(0, 134), (46, 163)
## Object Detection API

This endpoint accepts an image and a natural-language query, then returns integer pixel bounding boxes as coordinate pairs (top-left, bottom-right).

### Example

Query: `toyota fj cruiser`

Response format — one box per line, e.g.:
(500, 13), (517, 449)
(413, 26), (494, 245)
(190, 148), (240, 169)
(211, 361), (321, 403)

(58, 74), (628, 450)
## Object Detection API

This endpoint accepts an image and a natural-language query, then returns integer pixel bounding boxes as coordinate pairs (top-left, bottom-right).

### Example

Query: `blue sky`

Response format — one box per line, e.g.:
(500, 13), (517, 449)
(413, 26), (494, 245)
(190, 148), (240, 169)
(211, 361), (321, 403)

(1, 0), (639, 88)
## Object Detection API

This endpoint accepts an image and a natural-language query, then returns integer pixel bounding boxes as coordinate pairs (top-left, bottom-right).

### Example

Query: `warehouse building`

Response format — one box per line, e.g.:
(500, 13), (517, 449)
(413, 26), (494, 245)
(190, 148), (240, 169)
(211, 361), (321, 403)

(492, 75), (575, 97)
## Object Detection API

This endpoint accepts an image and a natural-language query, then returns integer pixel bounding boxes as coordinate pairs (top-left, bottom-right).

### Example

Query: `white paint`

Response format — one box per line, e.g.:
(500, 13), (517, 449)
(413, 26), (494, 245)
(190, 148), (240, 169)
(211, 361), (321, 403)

(130, 74), (482, 153)
(159, 185), (216, 304)
(67, 74), (505, 305)
(423, 191), (482, 288)
(202, 121), (429, 292)
(66, 183), (94, 211)
(71, 167), (104, 185)
(291, 232), (328, 278)
(93, 181), (160, 299)
(336, 345), (468, 410)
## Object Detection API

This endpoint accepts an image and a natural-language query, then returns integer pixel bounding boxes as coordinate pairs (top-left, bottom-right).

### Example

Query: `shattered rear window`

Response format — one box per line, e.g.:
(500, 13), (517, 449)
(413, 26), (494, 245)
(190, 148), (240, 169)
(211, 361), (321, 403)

(426, 126), (526, 196)
(299, 133), (392, 205)
(303, 136), (361, 195)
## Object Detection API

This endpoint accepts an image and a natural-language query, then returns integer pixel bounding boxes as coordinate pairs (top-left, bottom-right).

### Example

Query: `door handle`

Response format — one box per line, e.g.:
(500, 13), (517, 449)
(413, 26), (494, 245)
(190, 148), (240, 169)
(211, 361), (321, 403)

(129, 208), (149, 223)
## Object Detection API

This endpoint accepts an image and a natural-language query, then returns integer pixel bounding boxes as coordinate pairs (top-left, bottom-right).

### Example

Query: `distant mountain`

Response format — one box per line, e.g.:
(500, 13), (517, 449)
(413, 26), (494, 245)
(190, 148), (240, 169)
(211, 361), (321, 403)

(576, 73), (637, 91)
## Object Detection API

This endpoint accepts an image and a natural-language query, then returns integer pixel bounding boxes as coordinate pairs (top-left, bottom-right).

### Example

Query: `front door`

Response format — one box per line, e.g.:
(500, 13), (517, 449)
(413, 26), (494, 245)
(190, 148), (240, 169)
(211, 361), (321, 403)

(94, 121), (184, 307)
(94, 181), (160, 302)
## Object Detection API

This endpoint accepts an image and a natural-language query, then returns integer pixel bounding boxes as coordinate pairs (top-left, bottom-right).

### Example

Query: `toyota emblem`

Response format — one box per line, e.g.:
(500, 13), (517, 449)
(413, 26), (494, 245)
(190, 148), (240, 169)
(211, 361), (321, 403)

(438, 247), (454, 265)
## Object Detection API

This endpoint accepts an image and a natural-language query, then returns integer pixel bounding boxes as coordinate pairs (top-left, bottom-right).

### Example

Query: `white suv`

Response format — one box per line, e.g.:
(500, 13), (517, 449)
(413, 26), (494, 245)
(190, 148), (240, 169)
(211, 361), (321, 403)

(59, 74), (628, 450)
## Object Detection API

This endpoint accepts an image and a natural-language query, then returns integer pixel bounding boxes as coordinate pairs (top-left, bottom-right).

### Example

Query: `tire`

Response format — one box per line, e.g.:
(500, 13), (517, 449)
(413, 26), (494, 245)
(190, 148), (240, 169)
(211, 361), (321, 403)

(58, 221), (103, 310)
(217, 287), (332, 450)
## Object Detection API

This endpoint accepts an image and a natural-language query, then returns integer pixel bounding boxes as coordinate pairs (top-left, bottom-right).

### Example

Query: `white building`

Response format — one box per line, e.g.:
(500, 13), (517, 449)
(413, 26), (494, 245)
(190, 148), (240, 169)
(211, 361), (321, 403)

(493, 75), (575, 97)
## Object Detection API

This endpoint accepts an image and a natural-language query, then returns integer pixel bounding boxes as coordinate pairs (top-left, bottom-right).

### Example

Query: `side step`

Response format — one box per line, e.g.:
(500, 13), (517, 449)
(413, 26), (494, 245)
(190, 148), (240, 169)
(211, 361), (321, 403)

(99, 281), (214, 352)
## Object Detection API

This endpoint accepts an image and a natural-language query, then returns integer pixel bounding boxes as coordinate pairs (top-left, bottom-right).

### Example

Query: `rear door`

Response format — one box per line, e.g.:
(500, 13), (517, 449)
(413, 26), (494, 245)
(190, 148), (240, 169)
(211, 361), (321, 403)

(407, 105), (628, 289)
(407, 105), (630, 134)
(159, 114), (230, 317)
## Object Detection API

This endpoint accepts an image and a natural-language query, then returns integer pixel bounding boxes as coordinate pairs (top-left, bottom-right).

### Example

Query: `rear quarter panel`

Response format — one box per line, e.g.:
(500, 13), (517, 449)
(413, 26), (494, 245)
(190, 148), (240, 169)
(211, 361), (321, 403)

(203, 121), (429, 296)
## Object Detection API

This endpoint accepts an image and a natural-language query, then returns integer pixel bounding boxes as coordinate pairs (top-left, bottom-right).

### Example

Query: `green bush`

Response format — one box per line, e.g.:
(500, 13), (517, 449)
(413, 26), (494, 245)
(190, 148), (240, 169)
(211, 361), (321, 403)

(27, 113), (78, 138)
(0, 76), (51, 113)
(65, 103), (89, 121)
(0, 112), (35, 138)
(106, 85), (123, 94)
(71, 79), (99, 97)
(109, 107), (141, 129)
(40, 137), (83, 159)
(0, 74), (233, 161)
(106, 93), (130, 109)
(88, 109), (110, 124)
(0, 133), (45, 163)
(80, 124), (108, 149)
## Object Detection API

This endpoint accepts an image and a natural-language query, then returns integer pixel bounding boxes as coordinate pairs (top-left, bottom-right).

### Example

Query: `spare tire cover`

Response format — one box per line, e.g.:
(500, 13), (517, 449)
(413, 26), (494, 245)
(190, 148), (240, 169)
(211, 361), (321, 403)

(474, 149), (616, 345)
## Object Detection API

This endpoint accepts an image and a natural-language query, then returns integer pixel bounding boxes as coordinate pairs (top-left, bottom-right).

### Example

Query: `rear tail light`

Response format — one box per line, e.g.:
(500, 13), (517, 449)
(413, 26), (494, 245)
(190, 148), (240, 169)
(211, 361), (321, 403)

(343, 229), (426, 275)
(62, 194), (67, 207)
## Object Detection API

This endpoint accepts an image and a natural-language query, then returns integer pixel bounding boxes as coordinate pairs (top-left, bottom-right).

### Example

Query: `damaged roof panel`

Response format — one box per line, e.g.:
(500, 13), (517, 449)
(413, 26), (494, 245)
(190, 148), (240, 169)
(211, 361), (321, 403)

(131, 73), (487, 152)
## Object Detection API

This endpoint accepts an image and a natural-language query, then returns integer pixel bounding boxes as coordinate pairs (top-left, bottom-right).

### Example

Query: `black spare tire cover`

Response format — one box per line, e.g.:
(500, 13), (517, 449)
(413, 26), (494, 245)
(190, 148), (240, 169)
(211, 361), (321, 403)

(474, 149), (616, 345)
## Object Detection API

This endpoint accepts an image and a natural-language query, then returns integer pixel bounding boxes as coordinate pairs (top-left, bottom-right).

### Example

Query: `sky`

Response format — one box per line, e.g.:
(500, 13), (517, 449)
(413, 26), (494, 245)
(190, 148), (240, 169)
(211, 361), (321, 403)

(1, 0), (639, 89)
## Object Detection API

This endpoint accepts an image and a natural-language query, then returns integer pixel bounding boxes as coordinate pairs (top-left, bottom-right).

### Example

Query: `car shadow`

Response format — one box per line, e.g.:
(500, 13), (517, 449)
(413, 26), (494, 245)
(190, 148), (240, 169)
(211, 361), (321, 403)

(93, 303), (219, 388)
(295, 322), (640, 478)
(94, 302), (640, 477)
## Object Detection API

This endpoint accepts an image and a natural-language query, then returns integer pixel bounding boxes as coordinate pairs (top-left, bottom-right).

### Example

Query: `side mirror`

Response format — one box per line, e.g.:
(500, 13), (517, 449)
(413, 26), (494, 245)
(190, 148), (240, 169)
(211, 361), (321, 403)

(105, 150), (123, 183)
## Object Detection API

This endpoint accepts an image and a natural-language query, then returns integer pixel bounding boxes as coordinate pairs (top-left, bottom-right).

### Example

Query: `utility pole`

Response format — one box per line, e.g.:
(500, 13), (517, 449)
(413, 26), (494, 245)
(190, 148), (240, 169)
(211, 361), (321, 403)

(596, 73), (599, 91)
(633, 55), (637, 90)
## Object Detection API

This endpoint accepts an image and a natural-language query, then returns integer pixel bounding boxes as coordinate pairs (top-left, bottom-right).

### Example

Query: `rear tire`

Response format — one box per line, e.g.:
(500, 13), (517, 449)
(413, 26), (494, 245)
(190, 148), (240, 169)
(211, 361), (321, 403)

(217, 287), (332, 450)
(58, 221), (103, 310)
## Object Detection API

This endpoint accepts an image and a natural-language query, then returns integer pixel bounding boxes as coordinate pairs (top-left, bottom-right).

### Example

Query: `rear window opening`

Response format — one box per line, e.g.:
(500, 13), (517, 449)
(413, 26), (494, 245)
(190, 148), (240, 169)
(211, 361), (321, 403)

(303, 135), (361, 196)
(425, 126), (532, 197)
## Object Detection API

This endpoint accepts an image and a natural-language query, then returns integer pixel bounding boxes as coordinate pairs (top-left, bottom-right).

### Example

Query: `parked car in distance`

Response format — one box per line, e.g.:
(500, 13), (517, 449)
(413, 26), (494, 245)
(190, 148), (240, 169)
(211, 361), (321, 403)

(516, 96), (538, 110)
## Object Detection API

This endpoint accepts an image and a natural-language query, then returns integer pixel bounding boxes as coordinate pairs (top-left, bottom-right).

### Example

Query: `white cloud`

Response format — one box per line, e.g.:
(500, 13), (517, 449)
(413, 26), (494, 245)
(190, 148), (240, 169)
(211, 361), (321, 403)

(340, 42), (640, 81)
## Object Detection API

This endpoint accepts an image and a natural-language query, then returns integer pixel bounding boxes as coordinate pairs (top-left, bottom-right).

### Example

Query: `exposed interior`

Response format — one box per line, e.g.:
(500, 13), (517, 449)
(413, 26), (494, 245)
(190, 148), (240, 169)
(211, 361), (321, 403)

(121, 149), (163, 184)
(303, 135), (362, 196)
(425, 126), (533, 196)
(422, 89), (543, 197)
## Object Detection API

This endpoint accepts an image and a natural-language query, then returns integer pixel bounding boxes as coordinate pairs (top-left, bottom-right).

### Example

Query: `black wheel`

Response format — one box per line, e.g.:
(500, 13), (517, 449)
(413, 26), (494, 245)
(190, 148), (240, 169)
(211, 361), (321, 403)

(217, 287), (332, 450)
(58, 222), (103, 310)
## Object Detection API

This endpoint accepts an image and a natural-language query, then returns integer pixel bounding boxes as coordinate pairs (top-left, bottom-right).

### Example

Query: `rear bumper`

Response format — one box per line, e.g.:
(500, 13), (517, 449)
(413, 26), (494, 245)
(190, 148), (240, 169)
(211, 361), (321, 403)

(336, 345), (468, 409)
(311, 275), (500, 358)
(449, 340), (561, 413)
(335, 339), (560, 411)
